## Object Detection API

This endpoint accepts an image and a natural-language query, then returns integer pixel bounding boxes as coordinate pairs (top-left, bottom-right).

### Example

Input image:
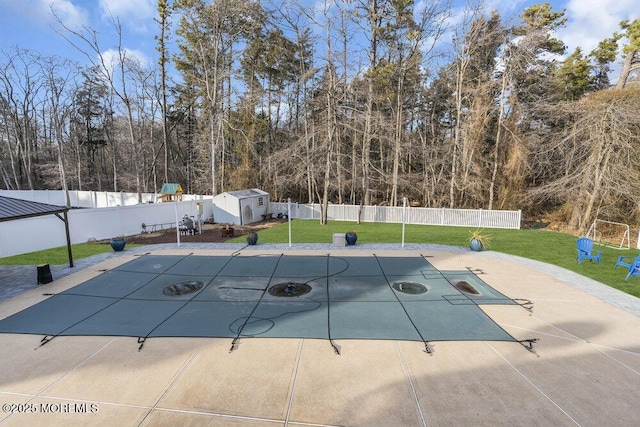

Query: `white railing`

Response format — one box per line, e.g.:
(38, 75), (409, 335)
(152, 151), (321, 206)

(270, 202), (521, 229)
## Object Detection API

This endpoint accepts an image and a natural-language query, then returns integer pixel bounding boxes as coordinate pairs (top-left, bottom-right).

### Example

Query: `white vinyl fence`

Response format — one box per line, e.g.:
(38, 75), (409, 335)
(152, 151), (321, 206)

(0, 199), (213, 258)
(0, 189), (155, 207)
(0, 191), (519, 258)
(270, 202), (521, 229)
(0, 189), (208, 208)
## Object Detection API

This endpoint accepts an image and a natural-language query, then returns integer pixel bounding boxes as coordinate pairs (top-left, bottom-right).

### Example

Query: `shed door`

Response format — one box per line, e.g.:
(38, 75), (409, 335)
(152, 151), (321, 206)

(242, 203), (253, 225)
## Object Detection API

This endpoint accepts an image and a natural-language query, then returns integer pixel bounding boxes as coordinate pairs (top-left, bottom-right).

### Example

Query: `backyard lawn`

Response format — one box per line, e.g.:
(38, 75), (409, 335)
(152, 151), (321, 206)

(0, 242), (144, 266)
(1, 219), (637, 298)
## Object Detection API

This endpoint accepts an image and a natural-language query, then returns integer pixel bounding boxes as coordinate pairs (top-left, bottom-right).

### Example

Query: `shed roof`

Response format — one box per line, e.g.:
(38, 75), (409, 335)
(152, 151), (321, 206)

(0, 195), (69, 222)
(220, 189), (269, 199)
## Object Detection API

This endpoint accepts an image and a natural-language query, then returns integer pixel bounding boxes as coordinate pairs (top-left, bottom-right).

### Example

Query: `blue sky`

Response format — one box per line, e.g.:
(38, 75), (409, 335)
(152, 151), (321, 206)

(0, 0), (637, 70)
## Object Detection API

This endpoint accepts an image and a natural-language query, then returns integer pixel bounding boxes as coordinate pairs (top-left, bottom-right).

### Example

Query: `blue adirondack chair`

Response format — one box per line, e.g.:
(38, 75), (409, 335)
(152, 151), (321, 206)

(614, 253), (640, 272)
(616, 255), (640, 281)
(624, 258), (640, 281)
(576, 237), (601, 265)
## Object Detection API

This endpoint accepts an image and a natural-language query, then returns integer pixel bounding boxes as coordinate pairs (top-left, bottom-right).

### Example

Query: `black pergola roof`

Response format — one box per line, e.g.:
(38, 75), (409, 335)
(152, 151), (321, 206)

(0, 195), (73, 267)
(0, 196), (68, 222)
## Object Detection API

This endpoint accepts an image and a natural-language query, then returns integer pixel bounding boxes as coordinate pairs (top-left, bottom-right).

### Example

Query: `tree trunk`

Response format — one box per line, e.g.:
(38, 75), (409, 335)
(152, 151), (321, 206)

(580, 144), (613, 233)
(390, 76), (404, 207)
(489, 69), (508, 210)
(615, 50), (638, 90)
(361, 0), (379, 209)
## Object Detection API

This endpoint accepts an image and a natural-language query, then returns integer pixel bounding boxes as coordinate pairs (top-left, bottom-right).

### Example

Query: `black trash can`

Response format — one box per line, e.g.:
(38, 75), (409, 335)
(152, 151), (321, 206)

(37, 264), (53, 284)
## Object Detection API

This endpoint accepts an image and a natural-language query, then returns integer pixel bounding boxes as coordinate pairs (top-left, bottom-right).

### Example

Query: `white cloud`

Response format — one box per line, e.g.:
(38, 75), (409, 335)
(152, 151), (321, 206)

(101, 47), (149, 70)
(50, 0), (88, 29)
(559, 0), (638, 55)
(99, 0), (155, 33)
(10, 0), (89, 30)
(100, 0), (155, 18)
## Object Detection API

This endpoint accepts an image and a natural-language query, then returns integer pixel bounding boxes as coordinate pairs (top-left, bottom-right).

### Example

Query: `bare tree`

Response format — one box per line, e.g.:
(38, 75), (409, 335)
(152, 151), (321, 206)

(530, 87), (640, 230)
(318, 0), (339, 225)
(173, 0), (263, 195)
(156, 0), (171, 184)
(0, 47), (46, 189)
(41, 55), (79, 205)
(52, 8), (149, 201)
(385, 0), (447, 207)
(357, 0), (383, 209)
(279, 4), (317, 203)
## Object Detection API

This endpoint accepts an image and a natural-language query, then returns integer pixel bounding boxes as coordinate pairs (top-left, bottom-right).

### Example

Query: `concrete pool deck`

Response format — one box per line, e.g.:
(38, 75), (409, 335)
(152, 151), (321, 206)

(1, 243), (639, 426)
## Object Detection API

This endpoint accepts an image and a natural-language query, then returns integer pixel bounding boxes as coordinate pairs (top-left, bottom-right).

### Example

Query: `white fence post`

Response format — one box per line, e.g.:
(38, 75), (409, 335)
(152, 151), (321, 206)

(402, 197), (407, 247)
(174, 202), (181, 247)
(288, 198), (292, 248)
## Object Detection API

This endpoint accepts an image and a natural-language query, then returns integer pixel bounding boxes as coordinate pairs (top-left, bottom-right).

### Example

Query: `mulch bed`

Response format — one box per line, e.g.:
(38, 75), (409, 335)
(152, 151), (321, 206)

(123, 218), (287, 245)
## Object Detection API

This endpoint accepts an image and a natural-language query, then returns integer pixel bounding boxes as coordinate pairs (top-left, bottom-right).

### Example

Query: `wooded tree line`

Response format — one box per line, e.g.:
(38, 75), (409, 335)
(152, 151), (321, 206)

(0, 1), (638, 231)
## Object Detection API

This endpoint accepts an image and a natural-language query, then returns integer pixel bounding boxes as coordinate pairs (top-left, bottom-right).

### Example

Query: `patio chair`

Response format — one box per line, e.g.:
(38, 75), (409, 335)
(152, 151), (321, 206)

(576, 237), (601, 265)
(617, 255), (640, 281)
(614, 253), (640, 273)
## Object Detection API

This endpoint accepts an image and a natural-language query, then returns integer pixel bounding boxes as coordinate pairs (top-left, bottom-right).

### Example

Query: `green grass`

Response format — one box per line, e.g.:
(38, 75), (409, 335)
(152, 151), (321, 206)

(0, 242), (143, 266)
(3, 219), (637, 298)
(230, 219), (640, 298)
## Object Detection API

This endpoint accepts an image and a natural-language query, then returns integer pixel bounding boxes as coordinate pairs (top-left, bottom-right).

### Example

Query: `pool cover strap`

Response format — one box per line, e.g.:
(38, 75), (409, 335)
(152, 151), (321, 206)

(230, 254), (284, 352)
(376, 254), (433, 355)
(138, 253), (239, 351)
(37, 254), (190, 349)
(325, 254), (340, 355)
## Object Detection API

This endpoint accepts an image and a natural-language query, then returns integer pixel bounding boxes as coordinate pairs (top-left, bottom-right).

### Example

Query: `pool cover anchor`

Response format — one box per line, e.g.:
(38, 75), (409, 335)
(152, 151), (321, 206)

(138, 337), (147, 351)
(513, 298), (534, 313)
(330, 340), (341, 355)
(465, 267), (486, 275)
(36, 335), (55, 349)
(424, 342), (434, 355)
(518, 338), (539, 354)
(231, 244), (250, 256)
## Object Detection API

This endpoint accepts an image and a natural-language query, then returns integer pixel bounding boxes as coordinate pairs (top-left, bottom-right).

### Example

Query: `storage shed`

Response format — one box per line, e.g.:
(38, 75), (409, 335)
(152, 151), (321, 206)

(212, 189), (270, 225)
